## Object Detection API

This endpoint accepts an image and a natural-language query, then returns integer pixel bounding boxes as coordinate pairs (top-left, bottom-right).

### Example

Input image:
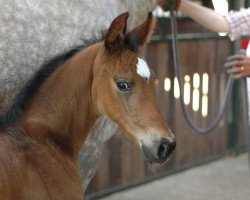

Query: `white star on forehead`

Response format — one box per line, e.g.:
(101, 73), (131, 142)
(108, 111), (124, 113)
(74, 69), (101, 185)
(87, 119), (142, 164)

(136, 58), (151, 79)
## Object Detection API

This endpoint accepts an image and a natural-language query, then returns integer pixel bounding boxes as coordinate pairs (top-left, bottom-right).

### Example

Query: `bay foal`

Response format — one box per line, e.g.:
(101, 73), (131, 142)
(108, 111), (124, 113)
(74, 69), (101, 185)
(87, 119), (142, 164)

(0, 12), (176, 199)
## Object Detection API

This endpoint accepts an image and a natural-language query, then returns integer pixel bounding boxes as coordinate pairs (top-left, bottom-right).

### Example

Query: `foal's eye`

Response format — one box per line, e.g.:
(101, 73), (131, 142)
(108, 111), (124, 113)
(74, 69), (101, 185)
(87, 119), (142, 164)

(116, 81), (131, 91)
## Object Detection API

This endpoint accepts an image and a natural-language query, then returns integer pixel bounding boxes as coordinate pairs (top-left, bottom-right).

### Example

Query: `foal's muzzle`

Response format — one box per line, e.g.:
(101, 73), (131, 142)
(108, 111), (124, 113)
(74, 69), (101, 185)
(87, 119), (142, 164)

(141, 138), (176, 164)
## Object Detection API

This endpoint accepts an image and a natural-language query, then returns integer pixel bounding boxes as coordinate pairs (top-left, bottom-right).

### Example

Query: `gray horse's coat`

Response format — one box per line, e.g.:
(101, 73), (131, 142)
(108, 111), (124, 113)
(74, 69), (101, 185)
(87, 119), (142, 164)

(0, 0), (159, 189)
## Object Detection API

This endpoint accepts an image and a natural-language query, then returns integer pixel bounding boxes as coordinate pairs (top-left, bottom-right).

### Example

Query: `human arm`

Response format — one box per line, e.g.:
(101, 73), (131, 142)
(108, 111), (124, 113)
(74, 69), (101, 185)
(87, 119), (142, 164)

(161, 0), (250, 40)
(179, 0), (231, 33)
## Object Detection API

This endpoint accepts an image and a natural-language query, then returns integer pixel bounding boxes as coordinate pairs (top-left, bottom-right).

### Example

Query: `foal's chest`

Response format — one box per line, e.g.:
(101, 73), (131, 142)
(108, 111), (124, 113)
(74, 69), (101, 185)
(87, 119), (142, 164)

(0, 137), (83, 200)
(24, 146), (83, 200)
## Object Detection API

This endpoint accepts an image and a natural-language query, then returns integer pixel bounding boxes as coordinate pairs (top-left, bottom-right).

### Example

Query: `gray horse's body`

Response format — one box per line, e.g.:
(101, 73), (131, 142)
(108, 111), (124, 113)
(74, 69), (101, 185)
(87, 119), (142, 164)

(0, 0), (159, 189)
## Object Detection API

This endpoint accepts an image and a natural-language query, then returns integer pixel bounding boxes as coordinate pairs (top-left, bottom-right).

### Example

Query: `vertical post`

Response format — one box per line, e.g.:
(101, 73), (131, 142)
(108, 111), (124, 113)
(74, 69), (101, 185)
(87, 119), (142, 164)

(228, 0), (241, 152)
(242, 78), (250, 171)
(228, 0), (234, 10)
(229, 80), (240, 151)
(245, 0), (250, 8)
(244, 0), (250, 170)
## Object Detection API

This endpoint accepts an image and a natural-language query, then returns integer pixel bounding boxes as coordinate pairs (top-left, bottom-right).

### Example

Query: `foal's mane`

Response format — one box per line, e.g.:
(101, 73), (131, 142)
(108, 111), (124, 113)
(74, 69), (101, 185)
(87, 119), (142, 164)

(0, 39), (100, 128)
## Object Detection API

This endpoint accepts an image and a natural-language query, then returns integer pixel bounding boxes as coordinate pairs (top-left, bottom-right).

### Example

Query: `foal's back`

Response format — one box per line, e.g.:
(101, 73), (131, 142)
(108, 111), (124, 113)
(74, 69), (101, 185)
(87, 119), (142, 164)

(0, 128), (83, 200)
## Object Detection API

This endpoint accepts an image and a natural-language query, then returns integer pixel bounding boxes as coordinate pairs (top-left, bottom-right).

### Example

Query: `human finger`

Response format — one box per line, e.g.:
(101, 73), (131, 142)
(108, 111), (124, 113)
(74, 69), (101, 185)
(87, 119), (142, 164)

(234, 73), (244, 79)
(227, 66), (245, 74)
(226, 54), (245, 62)
(224, 59), (250, 68)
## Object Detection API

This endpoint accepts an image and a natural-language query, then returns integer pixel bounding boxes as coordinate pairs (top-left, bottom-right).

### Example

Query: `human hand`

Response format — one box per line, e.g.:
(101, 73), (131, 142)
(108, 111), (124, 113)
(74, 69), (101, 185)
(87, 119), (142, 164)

(159, 0), (181, 11)
(224, 54), (250, 79)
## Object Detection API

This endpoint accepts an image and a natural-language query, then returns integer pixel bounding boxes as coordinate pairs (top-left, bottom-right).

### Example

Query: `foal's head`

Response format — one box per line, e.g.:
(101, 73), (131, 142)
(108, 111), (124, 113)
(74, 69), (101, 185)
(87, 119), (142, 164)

(92, 12), (175, 164)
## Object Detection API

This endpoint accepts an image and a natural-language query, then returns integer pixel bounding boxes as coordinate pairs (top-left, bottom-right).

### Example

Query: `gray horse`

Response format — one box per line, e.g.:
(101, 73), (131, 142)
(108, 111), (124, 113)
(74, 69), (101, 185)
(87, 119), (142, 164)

(0, 0), (161, 190)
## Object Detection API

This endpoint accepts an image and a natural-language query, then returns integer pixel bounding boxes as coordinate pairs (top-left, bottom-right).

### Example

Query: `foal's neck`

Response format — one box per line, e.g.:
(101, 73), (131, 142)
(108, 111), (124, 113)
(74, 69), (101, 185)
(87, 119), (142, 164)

(23, 43), (101, 159)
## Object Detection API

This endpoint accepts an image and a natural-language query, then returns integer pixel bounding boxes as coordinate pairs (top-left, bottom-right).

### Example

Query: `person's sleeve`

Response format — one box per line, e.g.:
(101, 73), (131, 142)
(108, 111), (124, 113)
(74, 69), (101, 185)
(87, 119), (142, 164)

(225, 8), (250, 41)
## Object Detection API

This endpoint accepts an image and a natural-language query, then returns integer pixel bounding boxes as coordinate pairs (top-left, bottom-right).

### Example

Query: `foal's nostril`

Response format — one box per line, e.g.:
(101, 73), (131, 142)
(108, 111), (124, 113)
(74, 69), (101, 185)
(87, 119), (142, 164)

(158, 141), (168, 158)
(157, 139), (176, 161)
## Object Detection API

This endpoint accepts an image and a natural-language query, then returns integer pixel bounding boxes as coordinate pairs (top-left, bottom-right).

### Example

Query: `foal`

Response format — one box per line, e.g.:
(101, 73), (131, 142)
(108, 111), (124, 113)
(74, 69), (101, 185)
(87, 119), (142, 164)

(0, 12), (175, 199)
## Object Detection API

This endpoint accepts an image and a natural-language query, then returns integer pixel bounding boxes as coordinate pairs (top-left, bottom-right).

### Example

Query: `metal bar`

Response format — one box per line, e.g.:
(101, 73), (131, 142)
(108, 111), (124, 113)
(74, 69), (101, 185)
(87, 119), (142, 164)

(245, 0), (250, 8)
(228, 0), (235, 10)
(150, 33), (228, 43)
(228, 41), (240, 151)
(229, 81), (240, 151)
(228, 0), (242, 10)
(242, 78), (250, 171)
(242, 0), (250, 170)
(228, 0), (242, 152)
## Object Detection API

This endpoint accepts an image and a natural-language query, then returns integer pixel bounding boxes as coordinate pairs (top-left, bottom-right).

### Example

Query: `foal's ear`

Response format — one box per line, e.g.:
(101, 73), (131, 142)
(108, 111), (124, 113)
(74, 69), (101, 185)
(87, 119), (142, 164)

(124, 12), (156, 51)
(105, 12), (129, 51)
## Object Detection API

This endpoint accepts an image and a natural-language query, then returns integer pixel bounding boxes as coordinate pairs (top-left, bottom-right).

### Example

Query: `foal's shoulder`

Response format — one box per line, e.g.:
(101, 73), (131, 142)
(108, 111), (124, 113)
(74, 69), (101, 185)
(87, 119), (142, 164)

(0, 128), (41, 164)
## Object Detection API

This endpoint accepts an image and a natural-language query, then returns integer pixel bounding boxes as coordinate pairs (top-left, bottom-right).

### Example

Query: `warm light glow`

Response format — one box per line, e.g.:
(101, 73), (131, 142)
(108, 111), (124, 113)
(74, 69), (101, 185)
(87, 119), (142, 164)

(184, 82), (190, 105)
(202, 95), (208, 117)
(174, 77), (180, 99)
(184, 75), (191, 105)
(202, 73), (209, 95)
(184, 75), (190, 82)
(164, 78), (171, 92)
(218, 32), (227, 36)
(201, 73), (209, 117)
(193, 73), (200, 89)
(192, 89), (200, 111)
